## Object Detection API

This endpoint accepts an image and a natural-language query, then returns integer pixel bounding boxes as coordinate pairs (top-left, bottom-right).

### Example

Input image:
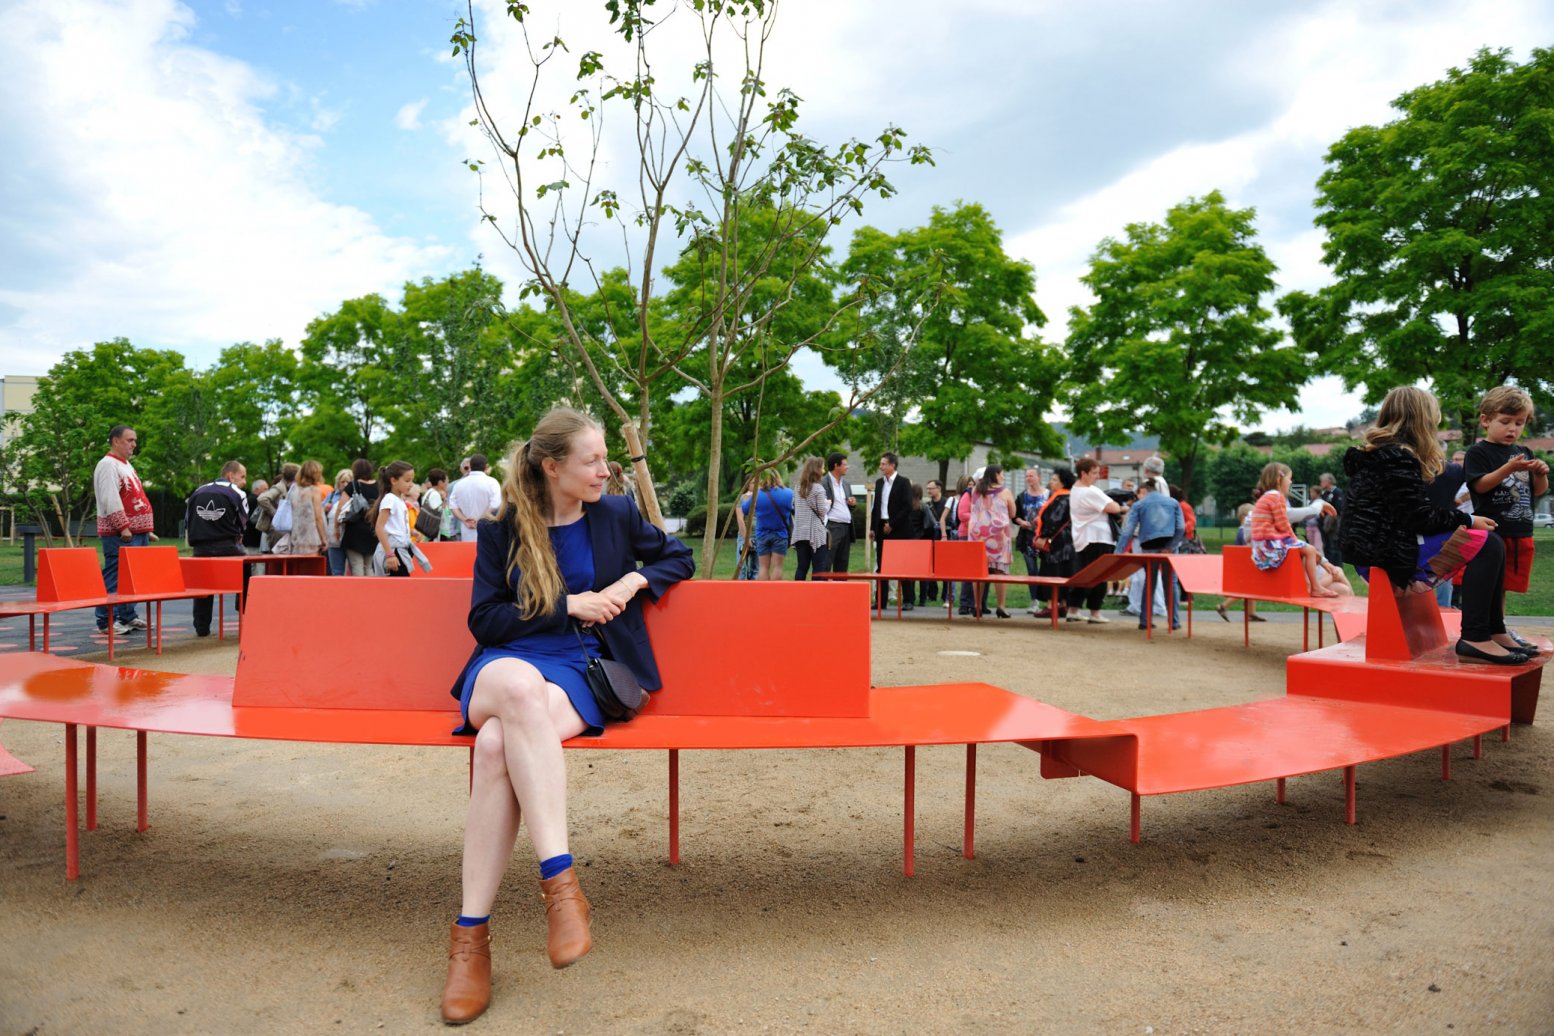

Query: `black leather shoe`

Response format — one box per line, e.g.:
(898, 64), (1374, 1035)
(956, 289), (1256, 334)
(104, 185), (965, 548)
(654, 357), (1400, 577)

(1505, 629), (1544, 653)
(1455, 639), (1528, 666)
(902, 602), (915, 612)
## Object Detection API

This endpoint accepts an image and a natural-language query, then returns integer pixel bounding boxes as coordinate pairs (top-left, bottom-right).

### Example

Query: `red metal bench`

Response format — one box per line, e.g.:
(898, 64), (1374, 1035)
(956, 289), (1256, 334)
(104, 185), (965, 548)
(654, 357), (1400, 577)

(1041, 575), (1547, 841)
(0, 576), (1124, 879)
(1215, 545), (1366, 650)
(0, 548), (193, 660)
(119, 546), (240, 647)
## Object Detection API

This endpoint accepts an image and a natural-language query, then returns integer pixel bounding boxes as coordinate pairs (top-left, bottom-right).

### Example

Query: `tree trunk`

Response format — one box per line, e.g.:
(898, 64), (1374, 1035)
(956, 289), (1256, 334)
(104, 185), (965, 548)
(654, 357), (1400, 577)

(699, 390), (725, 579)
(937, 457), (950, 487)
(619, 421), (663, 529)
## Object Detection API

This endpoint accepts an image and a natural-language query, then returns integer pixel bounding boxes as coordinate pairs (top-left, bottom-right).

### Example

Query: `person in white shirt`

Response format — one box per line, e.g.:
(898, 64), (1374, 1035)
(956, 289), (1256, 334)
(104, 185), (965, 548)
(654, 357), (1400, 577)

(1066, 456), (1122, 623)
(822, 452), (857, 572)
(372, 461), (417, 576)
(448, 454), (504, 542)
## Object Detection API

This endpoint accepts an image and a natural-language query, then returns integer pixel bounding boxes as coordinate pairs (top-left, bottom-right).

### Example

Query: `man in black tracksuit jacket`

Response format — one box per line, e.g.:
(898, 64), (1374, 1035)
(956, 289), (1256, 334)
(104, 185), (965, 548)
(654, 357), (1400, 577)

(184, 460), (250, 637)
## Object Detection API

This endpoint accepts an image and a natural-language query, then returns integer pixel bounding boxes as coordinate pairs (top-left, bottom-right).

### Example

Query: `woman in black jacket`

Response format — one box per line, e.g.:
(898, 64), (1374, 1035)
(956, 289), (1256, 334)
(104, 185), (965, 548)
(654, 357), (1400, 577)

(439, 408), (693, 1024)
(1339, 386), (1526, 666)
(1032, 467), (1076, 619)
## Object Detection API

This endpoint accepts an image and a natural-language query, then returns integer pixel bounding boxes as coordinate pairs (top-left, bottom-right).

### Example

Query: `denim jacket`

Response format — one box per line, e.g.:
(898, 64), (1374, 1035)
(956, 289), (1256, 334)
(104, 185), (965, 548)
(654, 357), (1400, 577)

(1116, 491), (1184, 551)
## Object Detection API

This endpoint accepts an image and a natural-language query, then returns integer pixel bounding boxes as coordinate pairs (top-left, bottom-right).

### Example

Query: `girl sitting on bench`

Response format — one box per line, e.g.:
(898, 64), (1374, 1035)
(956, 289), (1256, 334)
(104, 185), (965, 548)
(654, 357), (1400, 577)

(1249, 462), (1341, 598)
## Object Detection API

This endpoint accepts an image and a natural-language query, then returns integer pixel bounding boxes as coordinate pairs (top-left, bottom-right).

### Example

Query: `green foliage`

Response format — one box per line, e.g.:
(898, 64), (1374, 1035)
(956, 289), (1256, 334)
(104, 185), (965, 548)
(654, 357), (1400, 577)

(206, 340), (300, 481)
(836, 202), (1061, 479)
(1202, 442), (1270, 516)
(1064, 190), (1304, 497)
(1281, 47), (1554, 432)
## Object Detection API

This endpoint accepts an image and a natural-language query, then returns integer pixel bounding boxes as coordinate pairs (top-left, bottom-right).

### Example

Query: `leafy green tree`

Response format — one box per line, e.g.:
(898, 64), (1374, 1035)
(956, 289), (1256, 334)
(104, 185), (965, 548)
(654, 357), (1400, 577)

(1203, 442), (1270, 519)
(206, 340), (300, 481)
(393, 268), (529, 468)
(838, 202), (1062, 484)
(1280, 47), (1554, 431)
(1064, 191), (1304, 496)
(12, 340), (191, 537)
(295, 294), (412, 465)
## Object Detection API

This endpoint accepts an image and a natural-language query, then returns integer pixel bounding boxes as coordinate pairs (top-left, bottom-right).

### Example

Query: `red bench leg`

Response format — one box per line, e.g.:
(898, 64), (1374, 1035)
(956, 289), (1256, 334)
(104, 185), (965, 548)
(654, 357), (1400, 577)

(1343, 765), (1357, 824)
(86, 727), (97, 832)
(1302, 608), (1310, 652)
(1130, 793), (1141, 844)
(1441, 744), (1451, 781)
(668, 749), (680, 866)
(1275, 777), (1286, 805)
(963, 744), (976, 860)
(44, 614), (51, 654)
(218, 595), (225, 640)
(137, 731), (148, 832)
(28, 614), (36, 652)
(1472, 734), (1483, 760)
(154, 602), (163, 654)
(1318, 610), (1325, 648)
(903, 746), (915, 877)
(65, 723), (79, 881)
(1144, 563), (1154, 641)
(1501, 724), (1510, 743)
(1243, 605), (1249, 648)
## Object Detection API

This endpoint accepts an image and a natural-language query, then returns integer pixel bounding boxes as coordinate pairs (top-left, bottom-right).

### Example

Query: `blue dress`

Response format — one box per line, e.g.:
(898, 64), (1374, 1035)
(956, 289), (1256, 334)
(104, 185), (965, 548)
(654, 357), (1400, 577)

(458, 516), (606, 736)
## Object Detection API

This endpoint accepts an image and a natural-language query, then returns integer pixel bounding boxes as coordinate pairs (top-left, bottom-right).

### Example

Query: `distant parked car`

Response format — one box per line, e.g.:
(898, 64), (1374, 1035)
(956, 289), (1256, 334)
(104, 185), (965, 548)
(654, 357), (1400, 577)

(1534, 512), (1553, 529)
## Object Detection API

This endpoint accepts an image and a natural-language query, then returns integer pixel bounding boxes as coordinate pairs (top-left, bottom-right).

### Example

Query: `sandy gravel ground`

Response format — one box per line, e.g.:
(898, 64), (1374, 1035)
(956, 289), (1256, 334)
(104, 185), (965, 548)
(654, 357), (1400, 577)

(1, 617), (1551, 1035)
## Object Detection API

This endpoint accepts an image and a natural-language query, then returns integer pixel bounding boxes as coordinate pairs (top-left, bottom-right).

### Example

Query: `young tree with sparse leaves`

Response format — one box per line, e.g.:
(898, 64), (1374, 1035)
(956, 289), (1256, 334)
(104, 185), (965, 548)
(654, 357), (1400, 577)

(451, 0), (935, 565)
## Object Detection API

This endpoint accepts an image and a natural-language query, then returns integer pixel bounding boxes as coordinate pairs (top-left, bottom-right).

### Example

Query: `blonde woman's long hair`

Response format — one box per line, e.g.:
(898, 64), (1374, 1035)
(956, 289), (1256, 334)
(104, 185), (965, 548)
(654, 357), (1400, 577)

(1363, 386), (1445, 479)
(501, 408), (604, 619)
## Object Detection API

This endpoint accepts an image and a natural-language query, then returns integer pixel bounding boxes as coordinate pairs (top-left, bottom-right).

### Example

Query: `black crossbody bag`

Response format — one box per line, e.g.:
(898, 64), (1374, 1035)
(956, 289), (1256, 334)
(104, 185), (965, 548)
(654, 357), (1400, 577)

(574, 622), (650, 722)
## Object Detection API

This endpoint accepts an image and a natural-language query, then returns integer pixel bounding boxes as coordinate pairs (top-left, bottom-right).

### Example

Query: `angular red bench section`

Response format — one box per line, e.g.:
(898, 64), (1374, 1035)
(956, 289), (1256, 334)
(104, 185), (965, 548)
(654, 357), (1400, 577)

(1041, 578), (1546, 840)
(0, 576), (1123, 879)
(1216, 545), (1366, 649)
(0, 548), (173, 660)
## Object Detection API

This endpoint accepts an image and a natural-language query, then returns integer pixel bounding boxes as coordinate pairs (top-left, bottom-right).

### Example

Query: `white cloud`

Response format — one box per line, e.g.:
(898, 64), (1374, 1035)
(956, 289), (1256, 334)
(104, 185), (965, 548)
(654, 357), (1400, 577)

(395, 98), (428, 131)
(0, 0), (451, 374)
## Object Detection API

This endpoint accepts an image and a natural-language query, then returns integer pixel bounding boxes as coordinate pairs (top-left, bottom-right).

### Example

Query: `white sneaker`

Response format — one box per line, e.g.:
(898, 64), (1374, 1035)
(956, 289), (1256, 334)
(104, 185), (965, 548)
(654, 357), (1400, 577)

(112, 620), (135, 636)
(128, 616), (150, 630)
(1087, 613), (1110, 624)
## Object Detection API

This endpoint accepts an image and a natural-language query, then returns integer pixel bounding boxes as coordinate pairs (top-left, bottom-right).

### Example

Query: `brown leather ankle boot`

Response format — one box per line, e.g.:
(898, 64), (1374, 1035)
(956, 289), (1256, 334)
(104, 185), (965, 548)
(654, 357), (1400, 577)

(539, 868), (592, 969)
(441, 921), (492, 1024)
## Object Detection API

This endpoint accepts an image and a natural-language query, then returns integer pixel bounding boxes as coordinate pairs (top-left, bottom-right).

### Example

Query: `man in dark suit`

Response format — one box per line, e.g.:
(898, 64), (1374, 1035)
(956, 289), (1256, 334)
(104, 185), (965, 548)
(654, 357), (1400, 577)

(871, 452), (913, 610)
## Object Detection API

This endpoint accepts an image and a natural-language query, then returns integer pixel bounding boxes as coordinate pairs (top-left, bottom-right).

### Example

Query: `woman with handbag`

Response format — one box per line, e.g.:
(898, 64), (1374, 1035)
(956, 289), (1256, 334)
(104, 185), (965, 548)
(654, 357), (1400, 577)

(440, 407), (694, 1024)
(1032, 467), (1076, 620)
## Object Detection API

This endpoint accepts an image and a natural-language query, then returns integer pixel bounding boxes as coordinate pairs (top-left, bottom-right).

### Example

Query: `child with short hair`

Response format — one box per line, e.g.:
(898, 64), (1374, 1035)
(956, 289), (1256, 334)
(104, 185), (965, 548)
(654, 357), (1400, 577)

(1464, 386), (1550, 610)
(1249, 462), (1340, 597)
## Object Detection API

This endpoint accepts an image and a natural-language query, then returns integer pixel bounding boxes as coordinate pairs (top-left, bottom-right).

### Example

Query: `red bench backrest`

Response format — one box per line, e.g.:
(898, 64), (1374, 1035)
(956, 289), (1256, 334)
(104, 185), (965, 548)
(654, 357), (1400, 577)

(36, 548), (107, 603)
(879, 539), (932, 575)
(409, 541), (476, 578)
(233, 577), (872, 718)
(1362, 577), (1449, 662)
(118, 546), (188, 595)
(1221, 544), (1306, 597)
(932, 540), (988, 579)
(644, 581), (871, 717)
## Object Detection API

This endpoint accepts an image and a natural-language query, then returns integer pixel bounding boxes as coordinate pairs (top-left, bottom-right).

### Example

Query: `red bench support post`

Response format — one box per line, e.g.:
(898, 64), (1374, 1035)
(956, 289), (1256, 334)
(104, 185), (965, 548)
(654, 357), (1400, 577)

(137, 731), (148, 832)
(1344, 766), (1356, 825)
(65, 723), (79, 881)
(86, 726), (97, 831)
(668, 749), (680, 867)
(903, 746), (915, 877)
(964, 744), (976, 860)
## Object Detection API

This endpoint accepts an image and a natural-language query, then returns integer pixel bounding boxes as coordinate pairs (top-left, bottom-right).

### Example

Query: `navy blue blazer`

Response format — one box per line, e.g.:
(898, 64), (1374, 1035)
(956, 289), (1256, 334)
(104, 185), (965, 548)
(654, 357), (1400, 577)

(448, 494), (695, 707)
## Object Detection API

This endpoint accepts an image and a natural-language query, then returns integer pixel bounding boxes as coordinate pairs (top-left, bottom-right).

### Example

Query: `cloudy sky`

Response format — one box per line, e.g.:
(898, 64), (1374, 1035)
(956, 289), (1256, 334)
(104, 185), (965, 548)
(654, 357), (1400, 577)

(2, 0), (1548, 433)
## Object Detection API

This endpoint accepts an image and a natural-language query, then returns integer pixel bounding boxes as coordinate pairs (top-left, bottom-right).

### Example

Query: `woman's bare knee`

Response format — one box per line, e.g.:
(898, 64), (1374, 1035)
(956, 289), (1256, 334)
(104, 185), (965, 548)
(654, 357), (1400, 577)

(472, 721), (508, 778)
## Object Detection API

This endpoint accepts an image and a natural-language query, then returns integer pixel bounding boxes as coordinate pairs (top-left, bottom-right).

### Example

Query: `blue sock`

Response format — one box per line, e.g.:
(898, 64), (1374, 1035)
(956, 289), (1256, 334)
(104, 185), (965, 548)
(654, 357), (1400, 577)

(455, 914), (489, 927)
(539, 853), (573, 880)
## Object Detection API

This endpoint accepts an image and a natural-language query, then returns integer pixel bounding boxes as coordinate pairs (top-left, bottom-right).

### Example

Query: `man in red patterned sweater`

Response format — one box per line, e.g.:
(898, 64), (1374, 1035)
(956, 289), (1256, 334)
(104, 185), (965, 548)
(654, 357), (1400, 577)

(93, 425), (155, 634)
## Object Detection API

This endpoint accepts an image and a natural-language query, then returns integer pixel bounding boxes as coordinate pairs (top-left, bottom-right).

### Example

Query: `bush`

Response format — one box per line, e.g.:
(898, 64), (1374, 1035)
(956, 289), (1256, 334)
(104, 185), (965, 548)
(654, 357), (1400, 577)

(683, 500), (744, 537)
(664, 480), (700, 518)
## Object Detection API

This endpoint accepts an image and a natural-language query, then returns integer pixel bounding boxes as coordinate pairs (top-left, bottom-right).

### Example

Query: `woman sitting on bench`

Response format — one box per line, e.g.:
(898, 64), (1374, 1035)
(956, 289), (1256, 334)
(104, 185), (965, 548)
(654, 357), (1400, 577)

(440, 407), (694, 1024)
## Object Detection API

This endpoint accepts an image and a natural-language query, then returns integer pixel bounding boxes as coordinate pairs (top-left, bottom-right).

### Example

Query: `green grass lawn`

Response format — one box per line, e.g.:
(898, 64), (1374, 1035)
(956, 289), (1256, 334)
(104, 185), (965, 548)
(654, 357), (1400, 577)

(4, 529), (1550, 616)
